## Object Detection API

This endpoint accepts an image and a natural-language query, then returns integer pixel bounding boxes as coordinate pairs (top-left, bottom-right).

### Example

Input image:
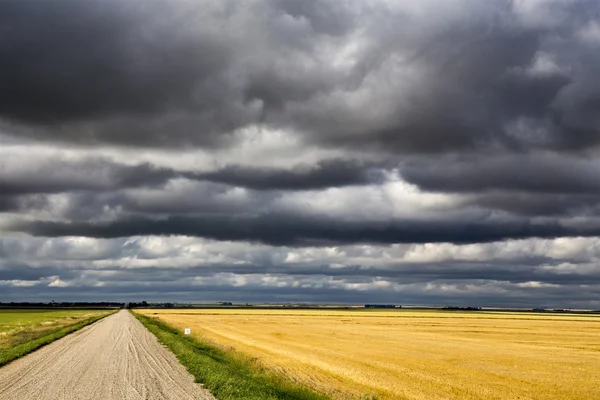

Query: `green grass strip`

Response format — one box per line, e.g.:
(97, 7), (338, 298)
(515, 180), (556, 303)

(133, 312), (330, 400)
(0, 310), (116, 367)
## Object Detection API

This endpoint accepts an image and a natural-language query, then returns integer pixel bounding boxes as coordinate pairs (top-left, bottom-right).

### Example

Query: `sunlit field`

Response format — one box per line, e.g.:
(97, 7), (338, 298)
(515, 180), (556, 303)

(0, 309), (113, 365)
(138, 309), (600, 400)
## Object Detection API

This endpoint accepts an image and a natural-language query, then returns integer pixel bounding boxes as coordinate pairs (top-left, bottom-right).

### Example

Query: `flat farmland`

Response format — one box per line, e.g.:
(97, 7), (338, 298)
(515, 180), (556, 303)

(138, 309), (600, 400)
(0, 308), (113, 366)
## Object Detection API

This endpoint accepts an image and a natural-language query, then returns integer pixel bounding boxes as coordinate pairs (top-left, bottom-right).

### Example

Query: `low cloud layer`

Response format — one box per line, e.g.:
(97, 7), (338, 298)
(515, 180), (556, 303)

(1, 0), (600, 307)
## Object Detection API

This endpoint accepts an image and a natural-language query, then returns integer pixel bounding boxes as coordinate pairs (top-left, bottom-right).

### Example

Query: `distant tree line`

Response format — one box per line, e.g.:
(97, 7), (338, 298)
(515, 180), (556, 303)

(364, 304), (399, 308)
(125, 301), (178, 308)
(125, 301), (148, 309)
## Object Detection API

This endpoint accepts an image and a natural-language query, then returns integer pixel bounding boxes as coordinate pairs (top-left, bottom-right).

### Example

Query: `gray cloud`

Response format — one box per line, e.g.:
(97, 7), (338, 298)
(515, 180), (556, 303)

(2, 233), (600, 307)
(2, 270), (598, 308)
(12, 213), (600, 246)
(0, 194), (47, 213)
(0, 1), (229, 122)
(401, 155), (600, 195)
(3, 0), (600, 306)
(191, 159), (385, 190)
(0, 0), (597, 154)
(400, 154), (600, 217)
(469, 193), (600, 217)
(1, 156), (382, 200)
(1, 159), (176, 196)
(0, 196), (20, 212)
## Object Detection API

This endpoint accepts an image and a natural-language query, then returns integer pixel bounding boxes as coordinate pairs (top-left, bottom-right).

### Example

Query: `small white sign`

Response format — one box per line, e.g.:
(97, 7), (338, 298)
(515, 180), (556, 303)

(184, 328), (191, 335)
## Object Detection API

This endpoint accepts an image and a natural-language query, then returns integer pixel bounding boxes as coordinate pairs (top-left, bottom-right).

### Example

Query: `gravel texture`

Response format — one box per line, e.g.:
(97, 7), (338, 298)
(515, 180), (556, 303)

(0, 310), (214, 400)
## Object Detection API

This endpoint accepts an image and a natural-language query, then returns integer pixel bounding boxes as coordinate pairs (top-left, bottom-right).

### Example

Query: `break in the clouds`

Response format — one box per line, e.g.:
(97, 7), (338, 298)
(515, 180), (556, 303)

(1, 0), (600, 307)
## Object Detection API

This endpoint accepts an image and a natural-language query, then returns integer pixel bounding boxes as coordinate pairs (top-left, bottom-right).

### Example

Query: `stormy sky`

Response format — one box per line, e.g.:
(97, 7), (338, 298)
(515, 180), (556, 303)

(2, 0), (600, 307)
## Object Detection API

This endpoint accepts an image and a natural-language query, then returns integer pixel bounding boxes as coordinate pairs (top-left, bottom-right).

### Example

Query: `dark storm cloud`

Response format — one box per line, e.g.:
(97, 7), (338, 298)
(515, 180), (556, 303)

(401, 155), (600, 195)
(108, 261), (600, 287)
(0, 0), (228, 122)
(13, 213), (600, 246)
(1, 0), (598, 153)
(0, 261), (567, 284)
(1, 157), (378, 205)
(0, 194), (47, 213)
(0, 0), (246, 147)
(0, 264), (81, 282)
(1, 159), (176, 195)
(192, 159), (385, 190)
(0, 196), (20, 212)
(4, 0), (600, 307)
(469, 193), (600, 217)
(400, 154), (600, 216)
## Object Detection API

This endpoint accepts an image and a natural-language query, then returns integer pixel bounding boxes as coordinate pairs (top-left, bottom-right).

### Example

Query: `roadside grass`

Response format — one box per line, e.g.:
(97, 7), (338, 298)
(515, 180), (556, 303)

(133, 311), (330, 400)
(0, 309), (115, 367)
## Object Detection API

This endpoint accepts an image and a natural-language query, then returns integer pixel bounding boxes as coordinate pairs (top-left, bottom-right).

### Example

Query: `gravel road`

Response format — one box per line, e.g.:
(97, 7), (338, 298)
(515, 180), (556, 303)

(0, 310), (215, 400)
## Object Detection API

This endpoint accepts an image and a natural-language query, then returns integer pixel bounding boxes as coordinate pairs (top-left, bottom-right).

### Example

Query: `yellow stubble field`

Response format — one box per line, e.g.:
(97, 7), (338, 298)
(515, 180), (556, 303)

(137, 309), (600, 400)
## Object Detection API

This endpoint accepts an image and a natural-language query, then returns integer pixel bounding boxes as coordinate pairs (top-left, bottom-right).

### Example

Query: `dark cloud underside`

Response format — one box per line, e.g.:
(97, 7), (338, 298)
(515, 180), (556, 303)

(13, 214), (600, 246)
(0, 0), (597, 153)
(2, 0), (600, 306)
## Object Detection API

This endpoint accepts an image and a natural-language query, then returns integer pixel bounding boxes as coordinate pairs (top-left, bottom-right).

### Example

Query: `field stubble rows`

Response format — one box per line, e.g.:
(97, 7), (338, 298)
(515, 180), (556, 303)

(138, 309), (600, 400)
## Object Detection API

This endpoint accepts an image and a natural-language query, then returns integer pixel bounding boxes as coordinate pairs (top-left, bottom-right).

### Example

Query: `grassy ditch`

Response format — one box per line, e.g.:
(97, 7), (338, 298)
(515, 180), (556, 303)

(0, 310), (116, 367)
(133, 312), (330, 400)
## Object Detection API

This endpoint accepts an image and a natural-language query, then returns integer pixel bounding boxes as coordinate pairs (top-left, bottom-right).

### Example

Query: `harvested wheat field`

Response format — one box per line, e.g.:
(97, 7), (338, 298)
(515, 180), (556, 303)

(0, 309), (108, 347)
(138, 309), (600, 400)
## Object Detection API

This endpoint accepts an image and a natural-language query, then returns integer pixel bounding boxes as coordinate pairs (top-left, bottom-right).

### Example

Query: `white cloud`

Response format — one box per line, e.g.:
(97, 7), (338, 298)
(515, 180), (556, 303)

(48, 277), (70, 288)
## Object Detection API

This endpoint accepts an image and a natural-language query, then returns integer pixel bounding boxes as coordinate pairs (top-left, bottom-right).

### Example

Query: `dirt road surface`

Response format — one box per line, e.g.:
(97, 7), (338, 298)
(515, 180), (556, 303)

(0, 310), (214, 400)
